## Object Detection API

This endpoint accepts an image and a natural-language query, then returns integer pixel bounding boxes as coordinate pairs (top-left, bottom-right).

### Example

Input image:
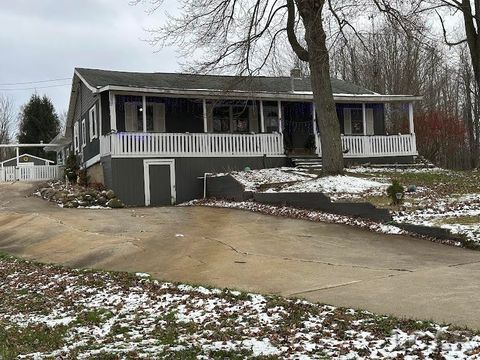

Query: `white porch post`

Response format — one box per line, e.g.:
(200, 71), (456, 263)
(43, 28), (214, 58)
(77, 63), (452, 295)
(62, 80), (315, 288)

(408, 102), (415, 134)
(203, 99), (208, 133)
(259, 100), (265, 133)
(109, 92), (117, 132)
(15, 146), (19, 181)
(277, 101), (282, 133)
(142, 96), (147, 132)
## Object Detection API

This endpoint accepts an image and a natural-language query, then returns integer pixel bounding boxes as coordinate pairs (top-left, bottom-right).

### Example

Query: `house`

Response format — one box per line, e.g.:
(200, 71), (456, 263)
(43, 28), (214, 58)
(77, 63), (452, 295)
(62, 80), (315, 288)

(0, 153), (54, 167)
(54, 67), (421, 206)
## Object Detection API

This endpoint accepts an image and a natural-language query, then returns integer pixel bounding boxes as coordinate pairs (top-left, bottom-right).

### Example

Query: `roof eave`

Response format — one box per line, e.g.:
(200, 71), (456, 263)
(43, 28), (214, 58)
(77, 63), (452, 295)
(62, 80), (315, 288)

(101, 85), (422, 102)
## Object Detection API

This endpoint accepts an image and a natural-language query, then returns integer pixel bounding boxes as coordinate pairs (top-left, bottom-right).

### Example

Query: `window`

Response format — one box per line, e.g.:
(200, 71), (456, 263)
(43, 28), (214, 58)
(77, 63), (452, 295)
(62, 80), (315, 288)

(213, 106), (230, 132)
(74, 122), (79, 153)
(89, 106), (97, 140)
(264, 106), (279, 132)
(81, 119), (86, 148)
(231, 106), (249, 133)
(146, 97), (166, 132)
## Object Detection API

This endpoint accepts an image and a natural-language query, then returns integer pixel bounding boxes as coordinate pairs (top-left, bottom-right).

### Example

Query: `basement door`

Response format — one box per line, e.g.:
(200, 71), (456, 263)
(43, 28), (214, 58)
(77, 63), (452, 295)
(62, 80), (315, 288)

(143, 159), (176, 206)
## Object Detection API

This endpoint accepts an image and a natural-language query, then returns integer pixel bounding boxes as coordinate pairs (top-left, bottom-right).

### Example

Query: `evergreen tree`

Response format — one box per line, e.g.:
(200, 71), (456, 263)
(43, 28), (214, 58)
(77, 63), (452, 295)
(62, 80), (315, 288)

(18, 94), (60, 158)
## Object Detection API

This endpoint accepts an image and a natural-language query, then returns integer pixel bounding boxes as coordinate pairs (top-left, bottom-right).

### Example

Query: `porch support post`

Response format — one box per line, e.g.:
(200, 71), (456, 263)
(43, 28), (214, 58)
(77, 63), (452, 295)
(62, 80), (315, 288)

(259, 100), (265, 133)
(277, 101), (282, 134)
(408, 102), (415, 134)
(109, 92), (117, 132)
(16, 147), (19, 167)
(203, 99), (208, 133)
(142, 96), (147, 132)
(362, 103), (367, 135)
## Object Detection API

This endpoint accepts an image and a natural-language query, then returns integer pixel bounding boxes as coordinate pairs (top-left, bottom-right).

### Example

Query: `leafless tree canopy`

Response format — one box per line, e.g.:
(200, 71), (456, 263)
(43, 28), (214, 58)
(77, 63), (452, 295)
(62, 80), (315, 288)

(0, 95), (14, 160)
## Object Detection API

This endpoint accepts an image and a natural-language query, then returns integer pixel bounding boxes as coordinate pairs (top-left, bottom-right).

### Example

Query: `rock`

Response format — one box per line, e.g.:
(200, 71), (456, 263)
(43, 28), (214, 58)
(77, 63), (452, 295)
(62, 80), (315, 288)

(105, 190), (116, 199)
(64, 201), (79, 208)
(66, 193), (76, 201)
(106, 198), (124, 208)
(39, 188), (50, 196)
(44, 189), (56, 199)
(77, 200), (89, 207)
(96, 196), (107, 206)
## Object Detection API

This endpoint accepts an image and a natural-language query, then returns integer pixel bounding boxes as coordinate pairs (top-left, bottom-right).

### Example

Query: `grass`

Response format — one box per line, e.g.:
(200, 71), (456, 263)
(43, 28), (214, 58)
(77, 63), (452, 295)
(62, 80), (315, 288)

(354, 169), (480, 195)
(0, 321), (68, 359)
(439, 215), (480, 225)
(1, 253), (480, 358)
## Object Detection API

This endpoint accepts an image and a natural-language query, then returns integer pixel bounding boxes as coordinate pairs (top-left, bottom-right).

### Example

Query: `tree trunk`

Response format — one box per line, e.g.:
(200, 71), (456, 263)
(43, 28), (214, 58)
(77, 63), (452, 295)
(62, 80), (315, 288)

(296, 0), (344, 174)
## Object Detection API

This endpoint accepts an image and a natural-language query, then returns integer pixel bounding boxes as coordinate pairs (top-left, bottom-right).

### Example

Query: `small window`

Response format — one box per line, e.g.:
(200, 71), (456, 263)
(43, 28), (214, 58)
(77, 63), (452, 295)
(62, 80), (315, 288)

(81, 119), (86, 148)
(213, 106), (231, 132)
(89, 106), (97, 140)
(350, 109), (364, 135)
(74, 122), (79, 153)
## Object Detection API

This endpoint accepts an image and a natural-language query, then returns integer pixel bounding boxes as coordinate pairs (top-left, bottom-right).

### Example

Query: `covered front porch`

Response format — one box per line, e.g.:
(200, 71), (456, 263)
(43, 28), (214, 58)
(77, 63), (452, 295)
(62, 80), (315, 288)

(100, 93), (419, 159)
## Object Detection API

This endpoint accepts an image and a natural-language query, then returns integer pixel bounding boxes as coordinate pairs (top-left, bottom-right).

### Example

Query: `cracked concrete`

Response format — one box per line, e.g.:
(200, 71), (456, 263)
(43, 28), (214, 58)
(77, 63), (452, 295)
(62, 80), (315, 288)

(1, 182), (480, 329)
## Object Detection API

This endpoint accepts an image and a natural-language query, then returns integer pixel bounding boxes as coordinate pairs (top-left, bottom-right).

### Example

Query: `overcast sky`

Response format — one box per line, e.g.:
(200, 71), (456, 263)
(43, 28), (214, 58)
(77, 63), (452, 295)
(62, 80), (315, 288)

(0, 0), (179, 119)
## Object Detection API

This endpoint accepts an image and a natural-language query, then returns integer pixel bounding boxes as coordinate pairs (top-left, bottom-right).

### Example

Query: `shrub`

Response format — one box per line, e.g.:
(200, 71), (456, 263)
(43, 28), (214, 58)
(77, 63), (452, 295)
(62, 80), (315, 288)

(387, 179), (404, 205)
(64, 154), (79, 182)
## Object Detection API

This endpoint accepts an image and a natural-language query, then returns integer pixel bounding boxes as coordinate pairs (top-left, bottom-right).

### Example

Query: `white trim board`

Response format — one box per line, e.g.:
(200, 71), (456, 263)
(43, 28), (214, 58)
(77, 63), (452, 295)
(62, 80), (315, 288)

(104, 86), (423, 103)
(113, 154), (286, 159)
(143, 159), (176, 206)
(84, 154), (101, 168)
(0, 153), (54, 165)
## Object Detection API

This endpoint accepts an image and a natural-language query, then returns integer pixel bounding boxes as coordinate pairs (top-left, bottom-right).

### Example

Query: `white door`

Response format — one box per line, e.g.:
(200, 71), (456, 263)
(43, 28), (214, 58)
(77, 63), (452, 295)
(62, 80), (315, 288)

(143, 159), (176, 206)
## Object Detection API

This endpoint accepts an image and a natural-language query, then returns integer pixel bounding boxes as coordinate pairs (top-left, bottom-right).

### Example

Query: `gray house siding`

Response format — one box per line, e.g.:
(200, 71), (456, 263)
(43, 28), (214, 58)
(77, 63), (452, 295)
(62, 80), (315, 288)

(71, 82), (100, 163)
(109, 156), (287, 206)
(101, 92), (111, 136)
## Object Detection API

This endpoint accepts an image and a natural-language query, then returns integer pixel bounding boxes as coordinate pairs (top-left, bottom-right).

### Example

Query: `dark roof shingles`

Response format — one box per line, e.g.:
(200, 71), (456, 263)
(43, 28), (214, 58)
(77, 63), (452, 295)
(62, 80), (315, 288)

(76, 68), (375, 95)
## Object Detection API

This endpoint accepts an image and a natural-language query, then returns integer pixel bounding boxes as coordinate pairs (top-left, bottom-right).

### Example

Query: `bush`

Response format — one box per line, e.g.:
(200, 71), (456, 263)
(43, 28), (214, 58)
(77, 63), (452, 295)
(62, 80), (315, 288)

(64, 154), (79, 182)
(78, 169), (89, 187)
(387, 179), (404, 205)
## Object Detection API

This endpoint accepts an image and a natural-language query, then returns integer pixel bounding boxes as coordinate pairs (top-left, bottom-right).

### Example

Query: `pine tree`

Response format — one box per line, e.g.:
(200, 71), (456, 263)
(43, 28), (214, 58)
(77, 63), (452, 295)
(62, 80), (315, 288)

(18, 94), (60, 158)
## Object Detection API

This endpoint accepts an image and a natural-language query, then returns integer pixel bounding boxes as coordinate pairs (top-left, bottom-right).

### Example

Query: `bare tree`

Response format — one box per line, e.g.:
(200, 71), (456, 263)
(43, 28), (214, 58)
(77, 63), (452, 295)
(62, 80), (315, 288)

(134, 0), (393, 174)
(0, 95), (14, 160)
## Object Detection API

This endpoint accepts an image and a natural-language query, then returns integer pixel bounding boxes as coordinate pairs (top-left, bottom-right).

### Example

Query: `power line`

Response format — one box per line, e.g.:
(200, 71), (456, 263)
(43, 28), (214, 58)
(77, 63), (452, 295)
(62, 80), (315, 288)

(0, 77), (71, 86)
(0, 83), (72, 91)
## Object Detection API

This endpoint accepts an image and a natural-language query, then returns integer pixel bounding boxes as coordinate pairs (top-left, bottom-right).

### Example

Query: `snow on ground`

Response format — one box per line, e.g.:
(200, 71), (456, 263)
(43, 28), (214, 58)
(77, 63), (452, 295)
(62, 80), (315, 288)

(276, 175), (388, 200)
(231, 167), (314, 191)
(393, 193), (480, 243)
(211, 167), (480, 246)
(1, 255), (480, 359)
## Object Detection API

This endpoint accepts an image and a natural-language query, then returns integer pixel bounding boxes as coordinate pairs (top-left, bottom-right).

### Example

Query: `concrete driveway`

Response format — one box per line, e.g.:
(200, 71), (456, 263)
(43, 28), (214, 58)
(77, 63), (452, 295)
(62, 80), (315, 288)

(0, 182), (480, 329)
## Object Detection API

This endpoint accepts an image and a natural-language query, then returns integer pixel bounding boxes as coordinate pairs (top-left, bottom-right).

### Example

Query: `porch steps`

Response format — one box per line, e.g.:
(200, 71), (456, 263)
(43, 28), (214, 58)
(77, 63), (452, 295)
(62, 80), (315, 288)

(290, 157), (323, 171)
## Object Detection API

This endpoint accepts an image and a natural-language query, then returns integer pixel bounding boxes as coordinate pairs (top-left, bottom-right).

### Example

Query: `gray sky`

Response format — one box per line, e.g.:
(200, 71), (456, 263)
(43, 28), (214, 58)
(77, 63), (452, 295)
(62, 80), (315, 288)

(0, 0), (179, 119)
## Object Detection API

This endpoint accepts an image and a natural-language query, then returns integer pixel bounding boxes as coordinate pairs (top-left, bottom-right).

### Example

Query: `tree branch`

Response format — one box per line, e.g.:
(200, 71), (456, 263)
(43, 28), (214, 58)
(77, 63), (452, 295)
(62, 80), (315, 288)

(286, 0), (309, 61)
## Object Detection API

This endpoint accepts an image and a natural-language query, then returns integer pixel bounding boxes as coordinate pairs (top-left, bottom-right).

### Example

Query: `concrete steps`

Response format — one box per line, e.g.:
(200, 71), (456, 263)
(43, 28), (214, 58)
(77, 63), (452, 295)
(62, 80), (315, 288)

(290, 156), (323, 171)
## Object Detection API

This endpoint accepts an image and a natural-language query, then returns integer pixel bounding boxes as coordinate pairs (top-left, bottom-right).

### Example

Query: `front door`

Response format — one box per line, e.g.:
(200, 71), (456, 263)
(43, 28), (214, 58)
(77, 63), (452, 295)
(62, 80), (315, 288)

(282, 102), (315, 154)
(143, 159), (176, 206)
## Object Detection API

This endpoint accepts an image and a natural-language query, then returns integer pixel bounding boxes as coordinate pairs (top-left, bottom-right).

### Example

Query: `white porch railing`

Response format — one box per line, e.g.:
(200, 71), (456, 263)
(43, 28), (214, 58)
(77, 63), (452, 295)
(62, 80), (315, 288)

(100, 132), (285, 157)
(317, 134), (418, 158)
(1, 165), (61, 182)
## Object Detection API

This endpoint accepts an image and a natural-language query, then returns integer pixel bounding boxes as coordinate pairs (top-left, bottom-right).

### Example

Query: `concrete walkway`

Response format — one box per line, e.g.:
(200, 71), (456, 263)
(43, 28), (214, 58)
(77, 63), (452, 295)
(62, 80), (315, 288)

(1, 182), (480, 329)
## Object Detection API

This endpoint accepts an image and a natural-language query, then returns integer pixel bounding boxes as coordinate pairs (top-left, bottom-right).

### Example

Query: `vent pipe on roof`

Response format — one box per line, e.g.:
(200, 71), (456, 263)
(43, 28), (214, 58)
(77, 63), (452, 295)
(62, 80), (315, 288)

(290, 68), (302, 92)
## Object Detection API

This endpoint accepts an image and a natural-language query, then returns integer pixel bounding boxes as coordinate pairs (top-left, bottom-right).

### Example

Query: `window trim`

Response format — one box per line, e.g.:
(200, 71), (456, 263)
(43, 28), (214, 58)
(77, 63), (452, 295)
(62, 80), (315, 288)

(74, 122), (79, 153)
(81, 119), (87, 148)
(89, 105), (97, 140)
